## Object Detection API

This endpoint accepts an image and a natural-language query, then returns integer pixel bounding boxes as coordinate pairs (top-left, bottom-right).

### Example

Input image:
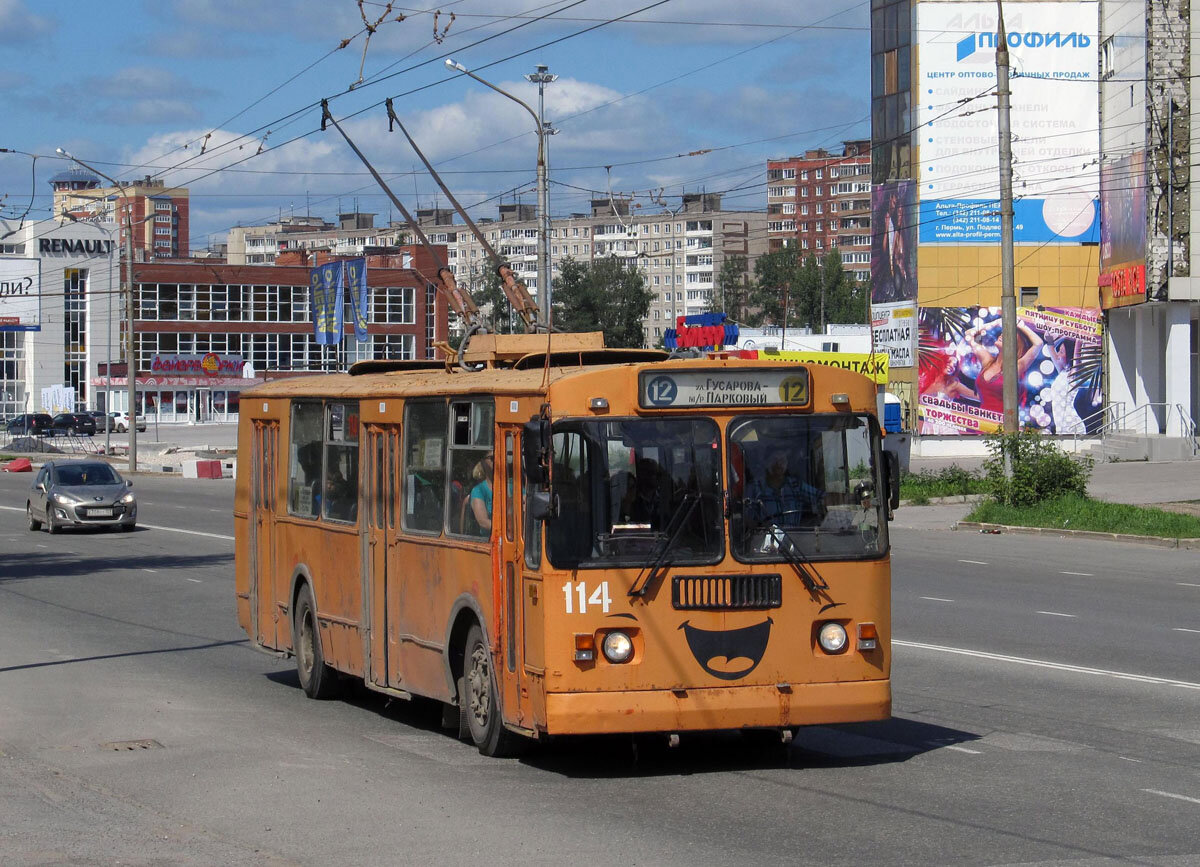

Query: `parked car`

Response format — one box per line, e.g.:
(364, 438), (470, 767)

(86, 410), (119, 431)
(50, 412), (97, 436)
(109, 411), (147, 433)
(27, 459), (137, 533)
(5, 413), (54, 436)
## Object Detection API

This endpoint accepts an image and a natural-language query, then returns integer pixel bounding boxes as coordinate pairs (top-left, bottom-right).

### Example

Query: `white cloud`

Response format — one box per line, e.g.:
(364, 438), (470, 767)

(0, 0), (53, 43)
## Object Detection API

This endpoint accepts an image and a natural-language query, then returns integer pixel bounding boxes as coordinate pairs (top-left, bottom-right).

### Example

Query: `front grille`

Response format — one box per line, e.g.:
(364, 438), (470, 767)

(672, 574), (782, 610)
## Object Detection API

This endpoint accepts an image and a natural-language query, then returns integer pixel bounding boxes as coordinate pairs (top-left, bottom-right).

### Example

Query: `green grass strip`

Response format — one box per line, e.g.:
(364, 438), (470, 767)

(967, 494), (1200, 538)
(900, 466), (989, 501)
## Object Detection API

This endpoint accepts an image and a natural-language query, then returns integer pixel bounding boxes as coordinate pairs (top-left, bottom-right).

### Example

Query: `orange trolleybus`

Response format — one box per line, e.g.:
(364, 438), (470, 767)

(234, 332), (898, 756)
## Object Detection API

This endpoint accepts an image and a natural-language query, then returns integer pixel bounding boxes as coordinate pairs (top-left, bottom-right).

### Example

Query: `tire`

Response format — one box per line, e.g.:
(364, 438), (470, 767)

(117, 424), (126, 433)
(462, 624), (523, 757)
(292, 583), (340, 699)
(46, 512), (58, 534)
(27, 504), (41, 532)
(121, 522), (136, 532)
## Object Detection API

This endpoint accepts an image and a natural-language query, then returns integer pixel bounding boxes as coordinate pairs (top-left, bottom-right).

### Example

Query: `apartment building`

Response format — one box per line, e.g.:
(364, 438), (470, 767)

(225, 196), (767, 347)
(766, 140), (872, 282)
(53, 172), (189, 260)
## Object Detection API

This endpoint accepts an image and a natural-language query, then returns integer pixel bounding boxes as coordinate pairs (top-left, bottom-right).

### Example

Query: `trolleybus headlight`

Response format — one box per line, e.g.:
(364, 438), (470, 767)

(601, 631), (634, 663)
(817, 622), (848, 654)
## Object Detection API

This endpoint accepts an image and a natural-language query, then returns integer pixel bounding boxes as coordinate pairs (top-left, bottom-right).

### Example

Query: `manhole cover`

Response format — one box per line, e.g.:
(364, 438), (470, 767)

(101, 739), (164, 751)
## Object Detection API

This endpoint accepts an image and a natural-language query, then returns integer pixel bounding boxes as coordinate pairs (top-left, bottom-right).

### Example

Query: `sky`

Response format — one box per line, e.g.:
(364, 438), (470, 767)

(0, 0), (871, 249)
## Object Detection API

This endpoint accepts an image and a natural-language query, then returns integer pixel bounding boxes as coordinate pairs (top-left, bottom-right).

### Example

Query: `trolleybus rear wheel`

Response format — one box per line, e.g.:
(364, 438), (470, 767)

(293, 583), (340, 699)
(463, 624), (522, 757)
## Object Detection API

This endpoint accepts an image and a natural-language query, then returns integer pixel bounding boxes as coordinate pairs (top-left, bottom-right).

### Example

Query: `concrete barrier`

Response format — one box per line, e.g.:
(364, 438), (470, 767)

(182, 459), (222, 479)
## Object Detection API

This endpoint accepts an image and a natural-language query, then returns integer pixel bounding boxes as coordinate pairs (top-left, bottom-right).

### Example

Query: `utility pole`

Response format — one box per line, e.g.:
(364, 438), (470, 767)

(525, 64), (558, 323)
(996, 1), (1019, 435)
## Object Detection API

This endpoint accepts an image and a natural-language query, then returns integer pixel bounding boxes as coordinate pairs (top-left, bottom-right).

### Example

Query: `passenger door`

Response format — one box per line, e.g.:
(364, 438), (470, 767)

(497, 429), (530, 727)
(365, 424), (401, 688)
(251, 421), (279, 648)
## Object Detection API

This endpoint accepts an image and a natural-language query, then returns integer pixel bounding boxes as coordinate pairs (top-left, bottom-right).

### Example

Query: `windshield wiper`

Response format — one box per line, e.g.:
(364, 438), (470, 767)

(765, 523), (829, 593)
(628, 493), (700, 598)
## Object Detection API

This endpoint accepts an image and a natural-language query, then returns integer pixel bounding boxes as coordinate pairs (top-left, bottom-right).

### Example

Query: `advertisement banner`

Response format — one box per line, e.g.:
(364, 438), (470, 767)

(739, 349), (889, 385)
(917, 306), (1103, 435)
(871, 301), (917, 369)
(0, 258), (41, 331)
(309, 261), (344, 345)
(871, 180), (918, 303)
(915, 2), (1099, 245)
(1099, 150), (1148, 309)
(346, 257), (369, 341)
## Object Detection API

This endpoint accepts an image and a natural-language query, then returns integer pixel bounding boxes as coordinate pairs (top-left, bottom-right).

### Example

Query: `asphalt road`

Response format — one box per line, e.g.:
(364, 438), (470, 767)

(1, 470), (1198, 865)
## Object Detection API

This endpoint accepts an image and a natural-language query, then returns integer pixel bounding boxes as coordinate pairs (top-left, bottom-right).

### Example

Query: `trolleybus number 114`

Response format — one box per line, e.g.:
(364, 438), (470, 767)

(562, 581), (613, 614)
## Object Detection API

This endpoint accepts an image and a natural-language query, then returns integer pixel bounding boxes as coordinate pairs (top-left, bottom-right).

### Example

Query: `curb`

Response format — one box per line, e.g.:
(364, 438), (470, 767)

(899, 494), (985, 507)
(955, 520), (1200, 550)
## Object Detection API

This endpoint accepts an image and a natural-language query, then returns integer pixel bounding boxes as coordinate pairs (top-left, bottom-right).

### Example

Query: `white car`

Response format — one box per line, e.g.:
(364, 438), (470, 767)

(109, 412), (147, 433)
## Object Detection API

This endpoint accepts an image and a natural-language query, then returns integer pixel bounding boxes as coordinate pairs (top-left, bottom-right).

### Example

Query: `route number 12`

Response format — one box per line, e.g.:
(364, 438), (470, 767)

(562, 581), (612, 614)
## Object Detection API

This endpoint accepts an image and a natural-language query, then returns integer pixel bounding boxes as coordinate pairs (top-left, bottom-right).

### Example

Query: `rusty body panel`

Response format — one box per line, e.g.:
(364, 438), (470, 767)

(234, 352), (893, 738)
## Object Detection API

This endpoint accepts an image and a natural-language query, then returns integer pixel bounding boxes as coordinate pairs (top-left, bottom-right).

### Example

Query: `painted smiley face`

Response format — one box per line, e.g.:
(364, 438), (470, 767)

(679, 618), (773, 681)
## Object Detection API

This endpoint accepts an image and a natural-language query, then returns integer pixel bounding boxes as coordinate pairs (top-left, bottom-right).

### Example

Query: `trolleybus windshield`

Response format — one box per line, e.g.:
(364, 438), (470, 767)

(729, 413), (887, 561)
(545, 417), (723, 569)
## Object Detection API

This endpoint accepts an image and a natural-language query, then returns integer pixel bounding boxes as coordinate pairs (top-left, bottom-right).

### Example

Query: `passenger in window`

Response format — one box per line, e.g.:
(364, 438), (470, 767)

(469, 455), (494, 535)
(323, 468), (356, 522)
(621, 459), (665, 525)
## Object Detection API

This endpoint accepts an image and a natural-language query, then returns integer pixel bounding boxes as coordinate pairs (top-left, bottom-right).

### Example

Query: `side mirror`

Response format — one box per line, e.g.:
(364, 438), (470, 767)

(522, 419), (550, 487)
(126, 479), (134, 488)
(883, 451), (900, 512)
(528, 490), (559, 521)
(35, 482), (45, 492)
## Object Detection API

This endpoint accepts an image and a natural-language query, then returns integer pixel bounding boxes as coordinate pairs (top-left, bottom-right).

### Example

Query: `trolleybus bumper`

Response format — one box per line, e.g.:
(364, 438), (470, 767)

(544, 679), (891, 735)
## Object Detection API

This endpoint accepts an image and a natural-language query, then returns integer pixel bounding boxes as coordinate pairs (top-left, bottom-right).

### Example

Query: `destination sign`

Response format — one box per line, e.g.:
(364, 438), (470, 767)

(639, 369), (810, 409)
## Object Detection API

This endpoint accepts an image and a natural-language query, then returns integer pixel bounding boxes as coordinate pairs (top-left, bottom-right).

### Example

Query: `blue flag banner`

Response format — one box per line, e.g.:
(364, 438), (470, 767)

(310, 261), (344, 345)
(346, 257), (369, 342)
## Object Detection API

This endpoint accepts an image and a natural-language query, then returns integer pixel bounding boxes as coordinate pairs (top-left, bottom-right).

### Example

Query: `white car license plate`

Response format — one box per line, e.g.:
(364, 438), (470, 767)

(90, 508), (114, 517)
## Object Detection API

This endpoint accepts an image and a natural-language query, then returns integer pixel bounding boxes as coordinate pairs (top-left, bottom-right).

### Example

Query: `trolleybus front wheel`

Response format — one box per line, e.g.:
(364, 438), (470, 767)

(293, 583), (341, 700)
(463, 624), (522, 757)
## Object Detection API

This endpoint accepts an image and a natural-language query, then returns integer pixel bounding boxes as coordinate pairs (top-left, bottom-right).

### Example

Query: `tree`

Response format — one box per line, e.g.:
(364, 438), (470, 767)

(553, 255), (654, 347)
(470, 263), (517, 334)
(749, 246), (806, 329)
(709, 254), (751, 323)
(817, 248), (868, 326)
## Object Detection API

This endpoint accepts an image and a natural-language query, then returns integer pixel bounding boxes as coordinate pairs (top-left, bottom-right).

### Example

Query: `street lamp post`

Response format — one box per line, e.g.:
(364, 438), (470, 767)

(56, 148), (138, 473)
(445, 59), (556, 323)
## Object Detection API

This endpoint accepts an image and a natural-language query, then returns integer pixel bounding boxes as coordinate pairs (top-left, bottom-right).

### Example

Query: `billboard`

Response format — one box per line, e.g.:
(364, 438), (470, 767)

(915, 2), (1099, 245)
(0, 258), (41, 331)
(1098, 150), (1148, 308)
(871, 180), (918, 303)
(917, 305), (1103, 435)
(871, 301), (917, 369)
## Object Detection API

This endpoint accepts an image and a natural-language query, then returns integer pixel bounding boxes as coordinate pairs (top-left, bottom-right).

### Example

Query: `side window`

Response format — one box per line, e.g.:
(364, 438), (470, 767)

(323, 403), (359, 524)
(447, 400), (495, 538)
(403, 401), (447, 534)
(504, 433), (515, 543)
(523, 430), (542, 569)
(288, 402), (323, 519)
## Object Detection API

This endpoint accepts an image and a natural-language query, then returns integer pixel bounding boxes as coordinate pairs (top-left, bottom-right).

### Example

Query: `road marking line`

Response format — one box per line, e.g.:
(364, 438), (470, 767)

(143, 569), (158, 574)
(1036, 610), (1076, 618)
(0, 507), (233, 542)
(1060, 571), (1094, 576)
(944, 745), (981, 754)
(957, 559), (988, 565)
(139, 523), (233, 541)
(920, 596), (955, 603)
(1173, 627), (1200, 634)
(1143, 789), (1200, 807)
(894, 639), (1200, 690)
(1179, 582), (1200, 588)
(1119, 757), (1142, 763)
(186, 578), (202, 583)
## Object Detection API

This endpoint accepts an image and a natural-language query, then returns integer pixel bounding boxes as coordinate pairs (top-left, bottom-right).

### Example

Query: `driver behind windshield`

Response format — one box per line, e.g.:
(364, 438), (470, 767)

(745, 447), (824, 525)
